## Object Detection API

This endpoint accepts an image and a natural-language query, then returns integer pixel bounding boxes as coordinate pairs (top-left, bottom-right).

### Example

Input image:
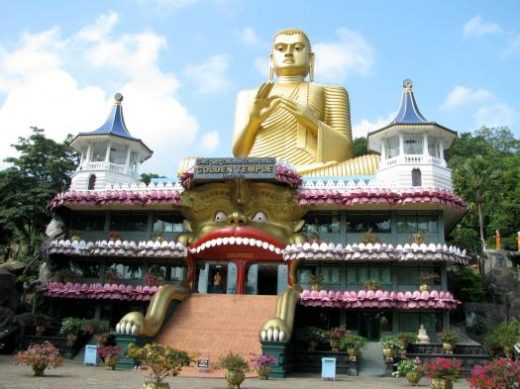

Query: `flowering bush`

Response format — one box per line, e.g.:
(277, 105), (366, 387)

(144, 273), (164, 287)
(127, 343), (192, 383)
(328, 327), (347, 342)
(393, 358), (423, 378)
(438, 330), (458, 345)
(16, 341), (63, 376)
(250, 354), (277, 369)
(98, 344), (121, 360)
(60, 317), (84, 335)
(424, 358), (461, 381)
(467, 358), (520, 389)
(217, 352), (249, 372)
(295, 326), (327, 343)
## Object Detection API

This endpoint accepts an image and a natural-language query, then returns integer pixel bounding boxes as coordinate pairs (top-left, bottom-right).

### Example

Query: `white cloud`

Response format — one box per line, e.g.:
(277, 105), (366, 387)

(0, 13), (200, 176)
(463, 16), (502, 38)
(313, 27), (375, 83)
(77, 11), (118, 42)
(352, 112), (395, 139)
(501, 32), (520, 57)
(475, 103), (517, 128)
(201, 130), (220, 151)
(239, 27), (261, 46)
(440, 85), (494, 110)
(185, 55), (230, 94)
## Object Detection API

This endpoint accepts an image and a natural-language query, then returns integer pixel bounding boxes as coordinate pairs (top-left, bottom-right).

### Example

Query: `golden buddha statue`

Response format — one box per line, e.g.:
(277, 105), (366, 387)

(233, 28), (379, 177)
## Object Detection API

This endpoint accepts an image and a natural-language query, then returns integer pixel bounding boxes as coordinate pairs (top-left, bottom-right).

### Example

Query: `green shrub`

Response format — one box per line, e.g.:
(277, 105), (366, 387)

(484, 320), (520, 358)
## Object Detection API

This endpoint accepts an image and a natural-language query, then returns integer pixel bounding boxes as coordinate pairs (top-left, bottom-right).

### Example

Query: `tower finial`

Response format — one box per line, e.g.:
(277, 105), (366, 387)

(403, 79), (413, 91)
(114, 93), (124, 105)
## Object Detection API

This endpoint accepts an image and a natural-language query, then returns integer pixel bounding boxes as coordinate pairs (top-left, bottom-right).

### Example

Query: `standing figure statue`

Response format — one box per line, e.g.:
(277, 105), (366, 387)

(495, 230), (501, 251)
(233, 28), (379, 176)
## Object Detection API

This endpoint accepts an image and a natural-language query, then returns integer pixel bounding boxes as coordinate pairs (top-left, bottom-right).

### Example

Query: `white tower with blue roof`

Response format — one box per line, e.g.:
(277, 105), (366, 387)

(69, 93), (153, 191)
(368, 80), (456, 190)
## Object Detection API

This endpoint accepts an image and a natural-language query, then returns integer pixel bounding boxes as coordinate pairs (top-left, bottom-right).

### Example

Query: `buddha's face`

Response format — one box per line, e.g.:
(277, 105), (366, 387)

(271, 33), (312, 77)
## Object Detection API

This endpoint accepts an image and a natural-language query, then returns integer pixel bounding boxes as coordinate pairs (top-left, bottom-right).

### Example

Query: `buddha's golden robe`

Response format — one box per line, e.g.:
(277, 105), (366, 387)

(233, 82), (379, 176)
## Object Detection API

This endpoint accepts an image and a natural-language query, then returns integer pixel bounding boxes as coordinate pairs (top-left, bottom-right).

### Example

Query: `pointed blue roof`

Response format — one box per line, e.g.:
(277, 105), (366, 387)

(391, 79), (429, 124)
(78, 93), (140, 140)
(71, 93), (153, 157)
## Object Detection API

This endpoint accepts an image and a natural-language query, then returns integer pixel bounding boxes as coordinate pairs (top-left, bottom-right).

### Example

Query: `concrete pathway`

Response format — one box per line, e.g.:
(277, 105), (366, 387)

(0, 355), (473, 389)
(359, 342), (386, 377)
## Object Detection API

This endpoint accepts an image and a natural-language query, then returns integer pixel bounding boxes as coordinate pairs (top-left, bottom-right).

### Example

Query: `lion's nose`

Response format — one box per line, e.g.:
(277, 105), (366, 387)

(229, 212), (246, 225)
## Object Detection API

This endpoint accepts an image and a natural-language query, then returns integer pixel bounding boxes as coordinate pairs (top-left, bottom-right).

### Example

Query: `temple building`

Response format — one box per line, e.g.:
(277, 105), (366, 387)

(43, 29), (467, 376)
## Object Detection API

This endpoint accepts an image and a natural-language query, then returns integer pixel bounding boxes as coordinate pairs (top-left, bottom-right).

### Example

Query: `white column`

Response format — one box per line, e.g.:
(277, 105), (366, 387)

(86, 144), (92, 163)
(399, 134), (404, 158)
(423, 134), (429, 155)
(104, 142), (112, 164)
(125, 147), (132, 174)
(439, 142), (445, 165)
(381, 140), (387, 160)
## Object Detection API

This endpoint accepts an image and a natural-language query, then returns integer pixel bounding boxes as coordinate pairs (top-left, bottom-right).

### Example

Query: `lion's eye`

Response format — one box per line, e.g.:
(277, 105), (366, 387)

(214, 211), (228, 222)
(252, 211), (267, 223)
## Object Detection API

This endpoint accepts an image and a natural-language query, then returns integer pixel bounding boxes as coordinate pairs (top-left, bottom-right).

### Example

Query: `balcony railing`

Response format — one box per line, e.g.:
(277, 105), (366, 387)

(77, 161), (138, 177)
(381, 154), (446, 168)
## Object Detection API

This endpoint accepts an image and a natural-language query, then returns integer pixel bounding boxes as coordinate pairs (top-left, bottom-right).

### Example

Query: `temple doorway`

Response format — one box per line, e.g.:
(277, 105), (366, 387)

(357, 310), (392, 341)
(246, 263), (288, 295)
(196, 261), (237, 294)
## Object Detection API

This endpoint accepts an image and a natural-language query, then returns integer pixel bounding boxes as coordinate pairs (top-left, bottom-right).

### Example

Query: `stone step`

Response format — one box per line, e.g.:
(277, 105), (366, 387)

(155, 294), (277, 373)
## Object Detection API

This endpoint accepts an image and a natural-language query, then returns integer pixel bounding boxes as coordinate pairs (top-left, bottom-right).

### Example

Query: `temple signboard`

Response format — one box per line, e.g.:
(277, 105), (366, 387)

(194, 157), (277, 180)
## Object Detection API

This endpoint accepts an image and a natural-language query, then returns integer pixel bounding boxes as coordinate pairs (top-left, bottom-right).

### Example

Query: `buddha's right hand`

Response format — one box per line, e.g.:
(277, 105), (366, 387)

(250, 82), (281, 123)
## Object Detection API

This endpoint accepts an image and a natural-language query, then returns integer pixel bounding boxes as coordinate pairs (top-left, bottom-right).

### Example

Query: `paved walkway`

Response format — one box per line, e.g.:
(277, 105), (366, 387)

(0, 355), (472, 389)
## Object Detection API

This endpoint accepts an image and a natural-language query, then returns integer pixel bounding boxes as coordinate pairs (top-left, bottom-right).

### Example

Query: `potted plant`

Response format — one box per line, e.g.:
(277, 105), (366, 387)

(295, 326), (326, 351)
(410, 232), (427, 245)
(360, 230), (380, 244)
(393, 358), (424, 386)
(16, 341), (63, 376)
(104, 268), (121, 284)
(127, 343), (192, 389)
(98, 344), (121, 370)
(217, 352), (249, 389)
(380, 335), (398, 362)
(307, 272), (323, 291)
(328, 327), (347, 352)
(87, 319), (110, 344)
(33, 315), (51, 336)
(438, 330), (458, 354)
(418, 272), (440, 291)
(424, 357), (462, 389)
(363, 279), (381, 291)
(250, 353), (277, 380)
(339, 333), (366, 361)
(60, 317), (83, 346)
(397, 332), (416, 358)
(144, 273), (164, 287)
(467, 358), (520, 389)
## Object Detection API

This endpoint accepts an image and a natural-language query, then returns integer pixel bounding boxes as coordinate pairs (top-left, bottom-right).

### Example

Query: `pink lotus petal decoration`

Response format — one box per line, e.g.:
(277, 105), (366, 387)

(298, 187), (465, 211)
(282, 241), (467, 264)
(49, 188), (182, 209)
(42, 282), (158, 301)
(47, 239), (187, 259)
(298, 288), (460, 310)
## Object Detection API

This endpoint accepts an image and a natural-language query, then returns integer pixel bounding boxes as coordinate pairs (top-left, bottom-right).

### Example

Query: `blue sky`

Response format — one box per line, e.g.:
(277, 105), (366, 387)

(0, 0), (518, 176)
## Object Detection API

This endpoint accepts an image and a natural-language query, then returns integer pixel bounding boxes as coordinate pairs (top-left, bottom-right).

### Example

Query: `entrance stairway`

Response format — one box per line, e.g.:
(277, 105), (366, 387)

(155, 294), (277, 367)
(358, 341), (386, 376)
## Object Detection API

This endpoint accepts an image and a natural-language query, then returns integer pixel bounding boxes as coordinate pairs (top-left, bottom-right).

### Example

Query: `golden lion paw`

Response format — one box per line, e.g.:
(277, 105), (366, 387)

(260, 318), (290, 342)
(115, 312), (144, 335)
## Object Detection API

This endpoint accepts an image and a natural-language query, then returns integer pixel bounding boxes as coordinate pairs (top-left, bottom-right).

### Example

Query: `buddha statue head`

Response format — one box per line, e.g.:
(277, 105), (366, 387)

(270, 28), (314, 81)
